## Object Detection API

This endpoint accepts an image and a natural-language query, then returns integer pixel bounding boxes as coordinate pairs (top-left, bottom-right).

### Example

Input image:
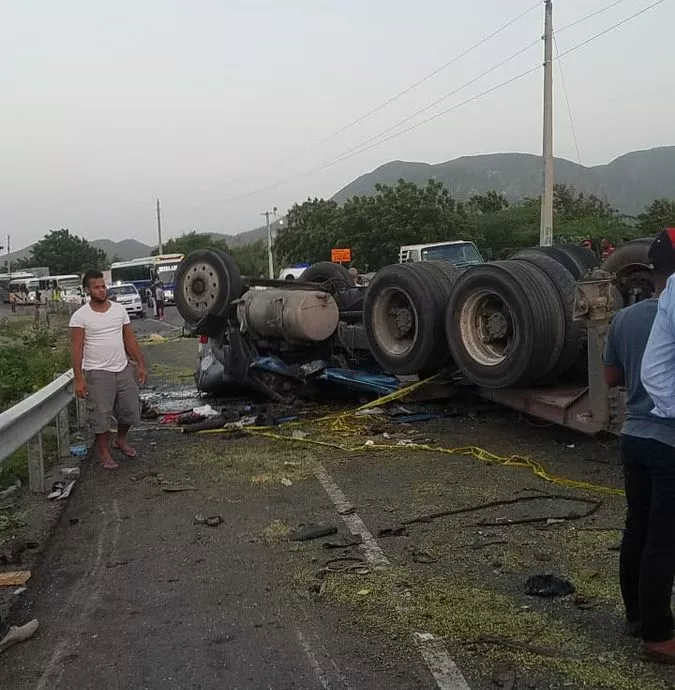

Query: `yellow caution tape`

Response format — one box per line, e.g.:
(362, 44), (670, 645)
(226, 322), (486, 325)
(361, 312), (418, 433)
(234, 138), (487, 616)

(242, 431), (624, 497)
(197, 374), (625, 497)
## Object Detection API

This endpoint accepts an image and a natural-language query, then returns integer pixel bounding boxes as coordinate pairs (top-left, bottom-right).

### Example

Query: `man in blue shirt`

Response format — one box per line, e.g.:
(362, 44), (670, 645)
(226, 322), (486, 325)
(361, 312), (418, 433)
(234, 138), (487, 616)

(605, 229), (675, 663)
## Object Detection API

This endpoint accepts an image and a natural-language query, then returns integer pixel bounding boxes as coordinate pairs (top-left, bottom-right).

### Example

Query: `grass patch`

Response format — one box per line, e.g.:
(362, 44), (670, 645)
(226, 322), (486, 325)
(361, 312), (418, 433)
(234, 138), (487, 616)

(0, 448), (29, 491)
(320, 566), (668, 690)
(150, 363), (195, 383)
(260, 520), (292, 544)
(173, 435), (316, 486)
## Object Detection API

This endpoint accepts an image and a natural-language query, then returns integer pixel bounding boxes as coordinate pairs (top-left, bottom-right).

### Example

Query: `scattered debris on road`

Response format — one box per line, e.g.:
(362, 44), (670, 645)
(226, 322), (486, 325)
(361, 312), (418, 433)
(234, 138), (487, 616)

(291, 524), (338, 542)
(0, 570), (31, 587)
(524, 573), (576, 598)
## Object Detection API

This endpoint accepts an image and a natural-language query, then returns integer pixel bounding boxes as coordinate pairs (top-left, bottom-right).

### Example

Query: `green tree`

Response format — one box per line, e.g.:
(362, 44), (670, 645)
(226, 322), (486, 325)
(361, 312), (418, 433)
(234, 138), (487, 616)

(22, 229), (108, 274)
(275, 180), (472, 270)
(553, 184), (619, 219)
(274, 198), (340, 266)
(465, 191), (509, 215)
(638, 199), (675, 235)
(229, 239), (269, 277)
(152, 231), (229, 256)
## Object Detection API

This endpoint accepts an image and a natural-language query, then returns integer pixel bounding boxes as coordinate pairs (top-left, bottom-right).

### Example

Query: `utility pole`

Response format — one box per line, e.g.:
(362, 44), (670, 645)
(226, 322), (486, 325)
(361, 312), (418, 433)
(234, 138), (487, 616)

(6, 234), (10, 275)
(261, 209), (275, 279)
(156, 198), (163, 255)
(540, 0), (554, 247)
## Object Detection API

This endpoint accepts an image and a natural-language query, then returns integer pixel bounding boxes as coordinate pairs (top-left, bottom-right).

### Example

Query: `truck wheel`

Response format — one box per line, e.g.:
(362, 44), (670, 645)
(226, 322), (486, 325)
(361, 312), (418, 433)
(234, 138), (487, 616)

(556, 245), (598, 273)
(175, 249), (242, 326)
(601, 238), (655, 304)
(300, 262), (355, 288)
(511, 250), (585, 380)
(601, 238), (652, 274)
(363, 264), (446, 374)
(514, 245), (594, 279)
(446, 260), (565, 388)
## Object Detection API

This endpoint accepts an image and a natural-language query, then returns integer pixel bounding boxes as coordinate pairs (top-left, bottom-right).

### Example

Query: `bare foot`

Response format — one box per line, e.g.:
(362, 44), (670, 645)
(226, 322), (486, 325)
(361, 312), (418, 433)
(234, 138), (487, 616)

(113, 437), (137, 458)
(101, 456), (119, 470)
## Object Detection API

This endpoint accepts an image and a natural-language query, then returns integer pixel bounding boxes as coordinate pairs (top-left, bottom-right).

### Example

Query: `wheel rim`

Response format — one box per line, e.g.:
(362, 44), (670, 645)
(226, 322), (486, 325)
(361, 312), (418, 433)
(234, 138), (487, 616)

(459, 290), (514, 366)
(371, 286), (418, 357)
(182, 262), (222, 316)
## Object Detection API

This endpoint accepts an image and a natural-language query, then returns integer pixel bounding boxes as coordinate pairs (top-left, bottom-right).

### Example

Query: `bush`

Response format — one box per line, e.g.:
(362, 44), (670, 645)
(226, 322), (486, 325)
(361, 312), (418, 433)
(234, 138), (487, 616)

(0, 322), (70, 411)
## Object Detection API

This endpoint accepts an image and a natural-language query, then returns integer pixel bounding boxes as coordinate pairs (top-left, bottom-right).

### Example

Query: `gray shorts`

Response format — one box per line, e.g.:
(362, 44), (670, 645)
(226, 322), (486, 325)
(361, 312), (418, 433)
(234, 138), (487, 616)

(85, 365), (141, 434)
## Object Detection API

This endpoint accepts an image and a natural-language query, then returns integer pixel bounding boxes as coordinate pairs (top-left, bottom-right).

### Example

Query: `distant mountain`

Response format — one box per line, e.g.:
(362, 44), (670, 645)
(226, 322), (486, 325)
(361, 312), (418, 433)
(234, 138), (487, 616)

(91, 238), (151, 261)
(1, 238), (151, 268)
(331, 146), (675, 215)
(212, 220), (282, 248)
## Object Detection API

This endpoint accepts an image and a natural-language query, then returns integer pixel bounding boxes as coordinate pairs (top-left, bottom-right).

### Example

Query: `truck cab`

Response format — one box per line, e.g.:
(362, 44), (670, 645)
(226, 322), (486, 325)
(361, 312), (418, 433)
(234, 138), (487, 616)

(399, 241), (484, 267)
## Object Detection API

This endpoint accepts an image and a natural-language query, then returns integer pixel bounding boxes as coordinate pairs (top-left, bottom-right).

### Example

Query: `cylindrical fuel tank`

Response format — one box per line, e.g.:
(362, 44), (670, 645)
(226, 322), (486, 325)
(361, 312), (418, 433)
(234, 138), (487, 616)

(237, 289), (339, 342)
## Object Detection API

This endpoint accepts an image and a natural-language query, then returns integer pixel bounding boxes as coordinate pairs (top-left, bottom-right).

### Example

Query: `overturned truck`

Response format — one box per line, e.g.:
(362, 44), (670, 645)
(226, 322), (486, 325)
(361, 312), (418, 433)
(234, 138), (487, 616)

(174, 241), (655, 434)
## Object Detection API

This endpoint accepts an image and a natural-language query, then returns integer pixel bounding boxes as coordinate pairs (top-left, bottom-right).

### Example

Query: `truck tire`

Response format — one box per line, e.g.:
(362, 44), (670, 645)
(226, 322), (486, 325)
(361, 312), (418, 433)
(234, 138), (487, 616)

(300, 262), (355, 288)
(363, 263), (449, 374)
(511, 250), (585, 379)
(601, 238), (652, 274)
(445, 260), (565, 388)
(602, 238), (655, 303)
(175, 249), (243, 326)
(514, 245), (595, 279)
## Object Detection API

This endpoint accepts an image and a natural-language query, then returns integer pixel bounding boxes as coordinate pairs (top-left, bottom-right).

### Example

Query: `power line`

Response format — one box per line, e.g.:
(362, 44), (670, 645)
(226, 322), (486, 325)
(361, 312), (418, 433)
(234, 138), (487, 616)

(556, 0), (629, 33)
(318, 0), (640, 167)
(291, 0), (542, 154)
(554, 35), (582, 165)
(131, 0), (669, 221)
(557, 0), (667, 60)
(317, 39), (541, 165)
(319, 0), (669, 169)
(156, 1), (543, 224)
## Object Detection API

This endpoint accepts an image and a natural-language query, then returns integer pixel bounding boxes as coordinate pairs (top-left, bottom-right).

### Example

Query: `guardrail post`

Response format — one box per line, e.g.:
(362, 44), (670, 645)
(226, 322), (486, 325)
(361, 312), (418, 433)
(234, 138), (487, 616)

(57, 407), (71, 459)
(28, 432), (45, 493)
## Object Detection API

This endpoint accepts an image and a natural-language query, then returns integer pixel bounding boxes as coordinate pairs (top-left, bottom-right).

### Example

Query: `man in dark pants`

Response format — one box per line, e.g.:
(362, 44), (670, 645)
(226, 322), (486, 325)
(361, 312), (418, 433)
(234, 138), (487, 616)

(604, 230), (675, 663)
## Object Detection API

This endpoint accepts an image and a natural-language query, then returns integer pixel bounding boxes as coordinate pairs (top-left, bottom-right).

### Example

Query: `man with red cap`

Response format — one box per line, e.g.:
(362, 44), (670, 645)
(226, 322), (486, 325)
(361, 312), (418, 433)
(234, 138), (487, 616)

(604, 229), (675, 663)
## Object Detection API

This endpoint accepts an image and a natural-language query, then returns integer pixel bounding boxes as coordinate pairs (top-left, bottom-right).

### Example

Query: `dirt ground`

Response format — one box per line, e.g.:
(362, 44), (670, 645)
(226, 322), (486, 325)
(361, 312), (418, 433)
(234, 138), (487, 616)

(1, 335), (674, 689)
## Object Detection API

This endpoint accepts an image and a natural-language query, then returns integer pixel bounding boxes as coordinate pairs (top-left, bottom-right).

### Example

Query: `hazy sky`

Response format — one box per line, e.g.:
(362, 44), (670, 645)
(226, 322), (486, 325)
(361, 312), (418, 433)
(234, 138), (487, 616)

(1, 0), (672, 249)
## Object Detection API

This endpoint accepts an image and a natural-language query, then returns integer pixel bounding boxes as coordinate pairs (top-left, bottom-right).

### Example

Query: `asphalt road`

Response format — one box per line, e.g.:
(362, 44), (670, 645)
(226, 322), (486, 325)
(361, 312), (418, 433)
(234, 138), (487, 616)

(2, 328), (671, 689)
(1, 336), (434, 690)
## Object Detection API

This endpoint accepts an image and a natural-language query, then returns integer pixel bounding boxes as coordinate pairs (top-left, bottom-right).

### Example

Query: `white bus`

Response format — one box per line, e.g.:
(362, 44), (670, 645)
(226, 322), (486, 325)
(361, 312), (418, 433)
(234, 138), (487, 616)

(110, 254), (184, 304)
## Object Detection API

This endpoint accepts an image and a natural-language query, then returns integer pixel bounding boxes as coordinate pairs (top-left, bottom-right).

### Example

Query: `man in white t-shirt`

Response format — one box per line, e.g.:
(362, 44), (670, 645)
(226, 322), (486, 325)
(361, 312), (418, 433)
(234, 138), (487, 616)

(69, 270), (148, 469)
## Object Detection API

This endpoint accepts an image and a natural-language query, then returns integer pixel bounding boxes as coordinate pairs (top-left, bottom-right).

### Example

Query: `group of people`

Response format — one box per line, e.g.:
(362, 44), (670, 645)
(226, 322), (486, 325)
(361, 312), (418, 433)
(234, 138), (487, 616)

(605, 229), (675, 663)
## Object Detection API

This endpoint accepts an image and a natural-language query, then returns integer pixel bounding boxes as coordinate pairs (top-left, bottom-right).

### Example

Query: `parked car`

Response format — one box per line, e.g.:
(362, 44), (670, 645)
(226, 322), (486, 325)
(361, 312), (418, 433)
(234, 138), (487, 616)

(107, 283), (146, 318)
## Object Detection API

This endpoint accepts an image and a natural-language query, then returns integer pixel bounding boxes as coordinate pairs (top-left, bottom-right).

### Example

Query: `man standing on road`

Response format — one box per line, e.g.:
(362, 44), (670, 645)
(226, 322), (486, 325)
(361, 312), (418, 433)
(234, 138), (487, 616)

(154, 280), (165, 321)
(70, 270), (148, 469)
(604, 230), (675, 663)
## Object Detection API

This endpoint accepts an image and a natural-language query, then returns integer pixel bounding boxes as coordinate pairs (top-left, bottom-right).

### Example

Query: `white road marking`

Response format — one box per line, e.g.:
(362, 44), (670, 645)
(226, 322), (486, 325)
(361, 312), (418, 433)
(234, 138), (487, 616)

(296, 627), (332, 689)
(37, 500), (122, 690)
(414, 633), (472, 690)
(312, 462), (472, 690)
(312, 463), (389, 569)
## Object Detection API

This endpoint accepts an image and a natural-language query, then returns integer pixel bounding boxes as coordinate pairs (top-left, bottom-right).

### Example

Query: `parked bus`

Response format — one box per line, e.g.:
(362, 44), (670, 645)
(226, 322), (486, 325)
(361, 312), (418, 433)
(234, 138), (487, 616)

(110, 254), (184, 303)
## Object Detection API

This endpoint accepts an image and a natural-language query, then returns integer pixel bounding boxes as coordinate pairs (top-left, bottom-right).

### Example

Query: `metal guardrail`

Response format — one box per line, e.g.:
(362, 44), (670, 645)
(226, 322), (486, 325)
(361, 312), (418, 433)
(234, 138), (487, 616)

(0, 368), (86, 493)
